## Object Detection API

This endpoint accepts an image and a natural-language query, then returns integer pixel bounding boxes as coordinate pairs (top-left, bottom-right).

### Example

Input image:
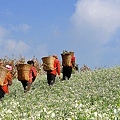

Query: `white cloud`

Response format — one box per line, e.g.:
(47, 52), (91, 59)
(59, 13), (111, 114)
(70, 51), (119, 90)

(4, 39), (30, 54)
(20, 24), (31, 32)
(0, 26), (30, 57)
(10, 24), (31, 32)
(0, 25), (49, 61)
(72, 0), (120, 43)
(69, 0), (120, 67)
(0, 26), (10, 46)
(0, 26), (9, 42)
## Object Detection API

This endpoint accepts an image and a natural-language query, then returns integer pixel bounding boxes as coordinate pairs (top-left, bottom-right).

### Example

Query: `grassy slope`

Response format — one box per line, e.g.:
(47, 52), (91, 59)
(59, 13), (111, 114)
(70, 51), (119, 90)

(0, 67), (120, 120)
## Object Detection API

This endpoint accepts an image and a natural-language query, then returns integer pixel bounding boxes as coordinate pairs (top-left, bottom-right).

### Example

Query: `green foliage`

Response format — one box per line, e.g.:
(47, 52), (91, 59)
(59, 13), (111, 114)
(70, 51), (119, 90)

(0, 67), (120, 120)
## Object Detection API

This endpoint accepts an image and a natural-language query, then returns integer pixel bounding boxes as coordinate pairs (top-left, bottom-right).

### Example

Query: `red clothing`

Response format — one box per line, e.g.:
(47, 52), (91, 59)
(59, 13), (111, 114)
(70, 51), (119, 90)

(29, 66), (37, 83)
(49, 58), (60, 76)
(70, 55), (76, 68)
(71, 56), (75, 62)
(1, 72), (12, 94)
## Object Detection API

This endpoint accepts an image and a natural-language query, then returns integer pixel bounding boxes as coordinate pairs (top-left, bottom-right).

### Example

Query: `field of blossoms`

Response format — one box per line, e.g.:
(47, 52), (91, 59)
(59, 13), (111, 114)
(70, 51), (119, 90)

(0, 66), (120, 120)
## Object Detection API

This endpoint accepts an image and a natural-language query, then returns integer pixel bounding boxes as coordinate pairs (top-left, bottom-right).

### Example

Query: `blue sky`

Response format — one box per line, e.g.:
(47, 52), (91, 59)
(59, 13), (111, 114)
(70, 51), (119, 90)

(0, 0), (120, 69)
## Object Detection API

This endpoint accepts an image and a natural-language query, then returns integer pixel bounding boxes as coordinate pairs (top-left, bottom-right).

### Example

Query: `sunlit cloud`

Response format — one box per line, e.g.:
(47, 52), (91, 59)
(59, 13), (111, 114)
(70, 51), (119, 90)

(71, 0), (120, 44)
(69, 0), (120, 67)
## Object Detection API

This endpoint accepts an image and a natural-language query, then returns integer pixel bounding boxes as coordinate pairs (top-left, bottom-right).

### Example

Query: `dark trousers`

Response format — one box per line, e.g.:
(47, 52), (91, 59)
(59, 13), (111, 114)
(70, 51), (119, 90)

(21, 78), (35, 92)
(62, 66), (72, 80)
(21, 80), (32, 92)
(0, 87), (5, 100)
(21, 81), (29, 90)
(47, 74), (56, 86)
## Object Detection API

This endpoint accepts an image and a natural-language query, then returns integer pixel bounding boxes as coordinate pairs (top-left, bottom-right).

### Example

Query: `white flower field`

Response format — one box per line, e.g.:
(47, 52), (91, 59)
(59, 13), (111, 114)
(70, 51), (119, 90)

(0, 67), (120, 120)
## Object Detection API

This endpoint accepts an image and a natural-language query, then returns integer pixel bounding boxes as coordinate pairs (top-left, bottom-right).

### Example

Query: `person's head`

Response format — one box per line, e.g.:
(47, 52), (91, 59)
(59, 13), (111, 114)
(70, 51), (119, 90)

(6, 65), (12, 71)
(69, 51), (74, 57)
(53, 55), (58, 59)
(69, 51), (74, 55)
(27, 60), (34, 66)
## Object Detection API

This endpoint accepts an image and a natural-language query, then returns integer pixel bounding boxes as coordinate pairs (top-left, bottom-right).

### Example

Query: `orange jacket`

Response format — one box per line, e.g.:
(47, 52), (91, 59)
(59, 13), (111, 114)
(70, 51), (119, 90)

(29, 66), (37, 83)
(1, 72), (12, 94)
(48, 58), (61, 76)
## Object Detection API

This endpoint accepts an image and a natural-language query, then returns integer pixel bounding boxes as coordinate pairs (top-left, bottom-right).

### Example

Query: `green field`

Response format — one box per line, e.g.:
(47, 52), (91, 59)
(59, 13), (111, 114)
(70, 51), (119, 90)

(0, 67), (120, 120)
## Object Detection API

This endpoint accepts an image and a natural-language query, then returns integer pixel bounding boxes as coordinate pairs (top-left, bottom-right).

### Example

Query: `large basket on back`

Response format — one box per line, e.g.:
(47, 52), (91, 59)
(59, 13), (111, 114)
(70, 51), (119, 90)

(42, 56), (55, 71)
(17, 64), (31, 81)
(0, 66), (8, 86)
(61, 53), (72, 67)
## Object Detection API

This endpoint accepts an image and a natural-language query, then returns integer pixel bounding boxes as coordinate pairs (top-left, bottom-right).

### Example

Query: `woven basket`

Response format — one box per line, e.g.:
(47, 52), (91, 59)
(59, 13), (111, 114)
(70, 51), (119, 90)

(17, 64), (31, 81)
(0, 66), (8, 86)
(42, 56), (55, 71)
(61, 53), (72, 67)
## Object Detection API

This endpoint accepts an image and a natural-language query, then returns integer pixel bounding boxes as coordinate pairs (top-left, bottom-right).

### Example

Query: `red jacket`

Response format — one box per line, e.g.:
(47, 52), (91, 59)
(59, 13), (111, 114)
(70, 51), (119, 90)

(71, 56), (75, 63)
(29, 66), (37, 83)
(48, 58), (60, 76)
(70, 55), (75, 67)
(1, 72), (12, 94)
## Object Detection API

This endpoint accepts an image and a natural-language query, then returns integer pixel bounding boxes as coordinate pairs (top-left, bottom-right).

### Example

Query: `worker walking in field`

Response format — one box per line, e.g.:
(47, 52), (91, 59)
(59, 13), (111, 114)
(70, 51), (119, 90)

(42, 55), (61, 86)
(61, 51), (76, 80)
(17, 60), (37, 92)
(0, 64), (13, 100)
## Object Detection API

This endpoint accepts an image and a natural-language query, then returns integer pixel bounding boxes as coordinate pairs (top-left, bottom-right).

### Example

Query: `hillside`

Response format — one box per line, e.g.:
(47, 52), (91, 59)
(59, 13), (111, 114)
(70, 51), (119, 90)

(0, 67), (120, 120)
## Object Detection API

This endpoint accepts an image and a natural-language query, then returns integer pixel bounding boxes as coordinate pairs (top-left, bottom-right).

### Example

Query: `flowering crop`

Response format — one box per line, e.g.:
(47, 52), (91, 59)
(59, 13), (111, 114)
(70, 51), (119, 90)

(0, 66), (120, 120)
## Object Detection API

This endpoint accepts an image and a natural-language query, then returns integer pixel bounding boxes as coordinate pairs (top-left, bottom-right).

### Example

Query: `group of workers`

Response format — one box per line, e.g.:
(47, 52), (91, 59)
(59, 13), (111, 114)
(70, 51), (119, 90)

(0, 51), (76, 100)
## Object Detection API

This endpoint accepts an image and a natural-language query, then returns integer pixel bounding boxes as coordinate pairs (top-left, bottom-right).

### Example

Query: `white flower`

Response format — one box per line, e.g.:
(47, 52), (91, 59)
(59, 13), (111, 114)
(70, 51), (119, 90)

(66, 118), (72, 120)
(74, 103), (78, 108)
(79, 103), (83, 108)
(6, 109), (12, 114)
(94, 112), (98, 117)
(43, 107), (47, 112)
(114, 109), (117, 115)
(47, 111), (52, 114)
(51, 112), (55, 118)
(98, 114), (102, 119)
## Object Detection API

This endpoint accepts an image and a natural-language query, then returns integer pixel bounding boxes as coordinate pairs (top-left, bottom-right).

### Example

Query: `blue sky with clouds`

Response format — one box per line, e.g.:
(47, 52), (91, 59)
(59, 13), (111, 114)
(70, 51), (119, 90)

(0, 0), (120, 69)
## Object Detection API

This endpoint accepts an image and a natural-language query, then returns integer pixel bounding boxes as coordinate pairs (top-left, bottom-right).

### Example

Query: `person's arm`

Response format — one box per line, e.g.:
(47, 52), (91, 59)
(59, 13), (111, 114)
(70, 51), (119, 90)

(32, 67), (37, 79)
(71, 56), (75, 62)
(7, 72), (12, 86)
(71, 56), (75, 67)
(56, 60), (61, 78)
